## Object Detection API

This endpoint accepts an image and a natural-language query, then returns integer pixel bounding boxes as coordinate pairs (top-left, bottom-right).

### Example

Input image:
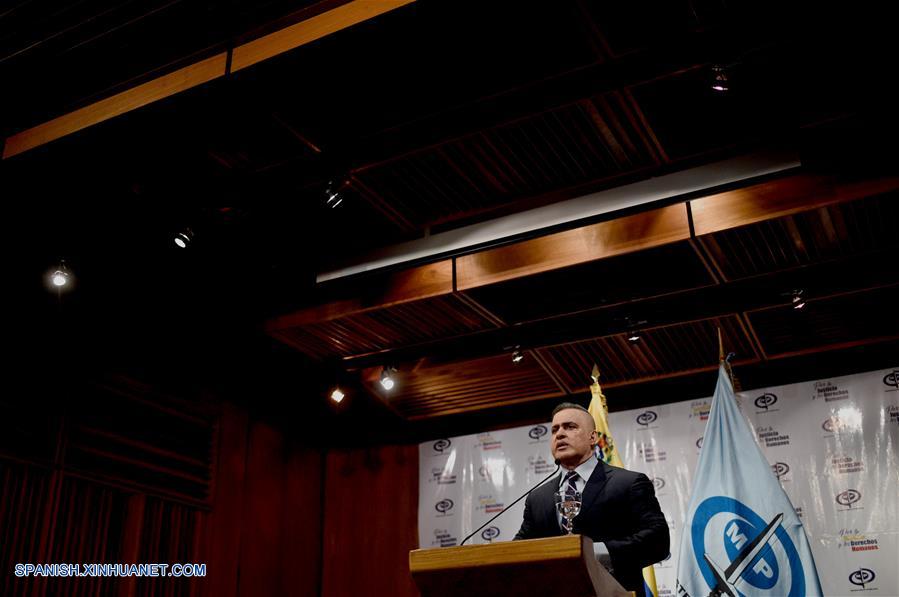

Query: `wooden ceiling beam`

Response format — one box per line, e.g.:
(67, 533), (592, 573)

(456, 204), (691, 290)
(2, 53), (228, 159)
(690, 173), (899, 235)
(270, 171), (896, 369)
(2, 0), (415, 159)
(231, 0), (414, 72)
(265, 260), (453, 330)
(338, 251), (898, 371)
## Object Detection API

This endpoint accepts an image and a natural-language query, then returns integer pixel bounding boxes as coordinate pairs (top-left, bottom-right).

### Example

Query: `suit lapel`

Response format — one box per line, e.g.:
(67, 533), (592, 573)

(576, 461), (612, 520)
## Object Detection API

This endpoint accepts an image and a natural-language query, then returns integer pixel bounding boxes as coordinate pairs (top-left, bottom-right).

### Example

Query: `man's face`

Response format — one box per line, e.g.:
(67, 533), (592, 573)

(551, 408), (596, 467)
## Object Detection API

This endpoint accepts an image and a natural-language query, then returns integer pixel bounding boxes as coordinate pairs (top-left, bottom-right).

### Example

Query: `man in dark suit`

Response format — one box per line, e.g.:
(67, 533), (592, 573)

(514, 402), (669, 596)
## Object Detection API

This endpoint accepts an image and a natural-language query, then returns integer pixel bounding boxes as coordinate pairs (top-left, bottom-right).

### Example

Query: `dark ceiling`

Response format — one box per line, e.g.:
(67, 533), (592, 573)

(3, 0), (898, 443)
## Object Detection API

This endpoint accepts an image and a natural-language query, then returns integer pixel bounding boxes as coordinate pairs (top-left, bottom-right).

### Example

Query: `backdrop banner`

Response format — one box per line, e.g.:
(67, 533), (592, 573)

(418, 366), (899, 597)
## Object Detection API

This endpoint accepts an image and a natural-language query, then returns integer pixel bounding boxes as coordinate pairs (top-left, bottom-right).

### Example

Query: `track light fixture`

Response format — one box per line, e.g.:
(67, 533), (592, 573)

(791, 289), (807, 310)
(173, 228), (193, 248)
(48, 260), (72, 290)
(52, 269), (69, 287)
(325, 181), (345, 209)
(711, 65), (729, 92)
(511, 347), (524, 363)
(380, 366), (397, 390)
(622, 316), (645, 343)
(330, 387), (346, 403)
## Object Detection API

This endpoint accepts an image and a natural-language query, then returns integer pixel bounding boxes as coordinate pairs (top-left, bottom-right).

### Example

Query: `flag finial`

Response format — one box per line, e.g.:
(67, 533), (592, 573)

(591, 363), (600, 384)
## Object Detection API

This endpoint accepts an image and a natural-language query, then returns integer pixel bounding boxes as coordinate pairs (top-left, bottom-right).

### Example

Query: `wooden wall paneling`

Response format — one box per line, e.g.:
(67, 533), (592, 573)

(238, 422), (285, 596)
(278, 444), (324, 597)
(238, 420), (324, 597)
(455, 204), (690, 290)
(117, 494), (146, 597)
(0, 463), (55, 597)
(202, 403), (248, 597)
(322, 444), (419, 597)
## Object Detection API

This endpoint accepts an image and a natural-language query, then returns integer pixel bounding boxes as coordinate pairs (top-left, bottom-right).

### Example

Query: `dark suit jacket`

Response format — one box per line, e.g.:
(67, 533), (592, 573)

(514, 461), (669, 596)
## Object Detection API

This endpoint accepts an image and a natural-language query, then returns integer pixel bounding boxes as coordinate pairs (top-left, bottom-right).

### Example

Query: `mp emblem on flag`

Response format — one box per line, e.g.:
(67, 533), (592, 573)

(675, 364), (822, 597)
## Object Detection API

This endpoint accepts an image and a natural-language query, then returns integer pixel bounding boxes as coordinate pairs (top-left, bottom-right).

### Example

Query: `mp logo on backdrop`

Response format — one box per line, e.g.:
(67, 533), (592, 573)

(690, 496), (807, 596)
(772, 462), (790, 480)
(636, 410), (658, 428)
(848, 567), (876, 590)
(432, 439), (452, 454)
(754, 393), (779, 412)
(835, 489), (862, 510)
(434, 499), (454, 515)
(528, 425), (548, 441)
(480, 526), (500, 542)
(883, 370), (898, 391)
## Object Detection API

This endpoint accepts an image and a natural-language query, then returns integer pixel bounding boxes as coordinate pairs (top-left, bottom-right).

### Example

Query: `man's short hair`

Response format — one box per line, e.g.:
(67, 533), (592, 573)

(551, 402), (595, 430)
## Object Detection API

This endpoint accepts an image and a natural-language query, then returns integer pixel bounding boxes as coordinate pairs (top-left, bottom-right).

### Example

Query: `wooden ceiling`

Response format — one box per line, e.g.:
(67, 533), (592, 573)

(3, 1), (897, 427)
(267, 175), (899, 419)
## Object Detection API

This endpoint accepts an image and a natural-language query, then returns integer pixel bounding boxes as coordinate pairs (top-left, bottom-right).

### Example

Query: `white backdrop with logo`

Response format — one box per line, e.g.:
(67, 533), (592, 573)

(418, 366), (899, 597)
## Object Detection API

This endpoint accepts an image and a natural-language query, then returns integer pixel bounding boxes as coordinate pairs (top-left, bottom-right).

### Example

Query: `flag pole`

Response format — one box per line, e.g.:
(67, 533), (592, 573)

(717, 327), (740, 391)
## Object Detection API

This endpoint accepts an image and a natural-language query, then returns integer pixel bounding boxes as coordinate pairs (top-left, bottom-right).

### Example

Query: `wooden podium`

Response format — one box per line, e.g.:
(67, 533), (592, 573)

(409, 534), (631, 597)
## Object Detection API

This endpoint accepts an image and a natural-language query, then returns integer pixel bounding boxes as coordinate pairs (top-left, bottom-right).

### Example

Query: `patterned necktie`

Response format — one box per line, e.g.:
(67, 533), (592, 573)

(563, 470), (579, 497)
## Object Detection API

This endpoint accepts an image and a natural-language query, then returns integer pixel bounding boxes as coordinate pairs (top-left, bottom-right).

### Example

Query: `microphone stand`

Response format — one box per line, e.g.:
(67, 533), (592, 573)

(460, 461), (561, 546)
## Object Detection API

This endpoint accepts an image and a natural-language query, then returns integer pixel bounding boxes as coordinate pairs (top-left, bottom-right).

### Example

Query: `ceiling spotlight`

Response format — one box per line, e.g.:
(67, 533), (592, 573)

(325, 181), (344, 209)
(791, 289), (807, 310)
(711, 65), (729, 92)
(173, 228), (193, 249)
(511, 348), (524, 363)
(627, 331), (641, 343)
(379, 366), (397, 391)
(330, 387), (346, 403)
(48, 261), (72, 289)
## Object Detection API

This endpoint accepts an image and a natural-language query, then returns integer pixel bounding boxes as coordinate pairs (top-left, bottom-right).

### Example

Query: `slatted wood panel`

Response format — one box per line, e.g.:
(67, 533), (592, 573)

(272, 294), (501, 359)
(0, 463), (56, 597)
(461, 240), (712, 323)
(63, 381), (217, 506)
(537, 315), (757, 391)
(747, 285), (899, 357)
(352, 92), (659, 230)
(699, 192), (899, 280)
(370, 354), (565, 419)
(41, 478), (129, 597)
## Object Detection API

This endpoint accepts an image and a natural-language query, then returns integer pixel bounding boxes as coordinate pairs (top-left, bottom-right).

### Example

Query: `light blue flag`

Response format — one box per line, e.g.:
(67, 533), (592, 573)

(675, 364), (822, 597)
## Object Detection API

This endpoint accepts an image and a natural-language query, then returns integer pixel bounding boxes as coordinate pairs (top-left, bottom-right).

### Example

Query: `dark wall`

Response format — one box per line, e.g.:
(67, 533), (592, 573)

(322, 445), (420, 597)
(0, 376), (420, 597)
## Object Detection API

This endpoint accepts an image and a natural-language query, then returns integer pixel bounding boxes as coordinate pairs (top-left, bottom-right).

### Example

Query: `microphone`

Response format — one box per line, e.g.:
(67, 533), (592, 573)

(460, 459), (561, 546)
